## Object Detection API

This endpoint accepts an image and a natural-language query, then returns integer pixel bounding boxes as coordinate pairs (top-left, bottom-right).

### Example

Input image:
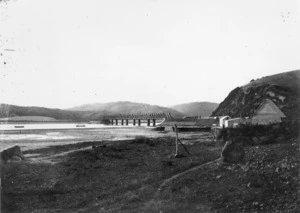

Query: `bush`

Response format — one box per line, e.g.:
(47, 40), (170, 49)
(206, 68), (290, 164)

(217, 122), (298, 146)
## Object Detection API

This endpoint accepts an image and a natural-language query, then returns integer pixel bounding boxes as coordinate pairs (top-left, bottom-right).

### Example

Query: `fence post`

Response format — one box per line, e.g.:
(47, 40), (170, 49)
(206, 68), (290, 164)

(174, 124), (179, 156)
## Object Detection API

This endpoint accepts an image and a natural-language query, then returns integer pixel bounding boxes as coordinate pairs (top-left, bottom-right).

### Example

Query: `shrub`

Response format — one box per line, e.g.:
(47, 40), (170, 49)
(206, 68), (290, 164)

(217, 122), (298, 146)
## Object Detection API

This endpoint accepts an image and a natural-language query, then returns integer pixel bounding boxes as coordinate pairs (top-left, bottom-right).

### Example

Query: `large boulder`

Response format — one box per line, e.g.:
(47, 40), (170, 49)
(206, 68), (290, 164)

(221, 140), (245, 163)
(0, 145), (24, 162)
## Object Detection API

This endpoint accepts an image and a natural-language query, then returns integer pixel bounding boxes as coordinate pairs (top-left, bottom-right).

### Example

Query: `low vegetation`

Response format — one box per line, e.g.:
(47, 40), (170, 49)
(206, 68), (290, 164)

(217, 121), (299, 146)
(1, 136), (221, 213)
(1, 128), (299, 212)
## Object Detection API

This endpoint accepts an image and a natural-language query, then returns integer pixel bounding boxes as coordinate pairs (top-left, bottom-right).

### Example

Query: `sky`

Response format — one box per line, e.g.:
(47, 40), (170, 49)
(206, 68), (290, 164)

(0, 0), (299, 109)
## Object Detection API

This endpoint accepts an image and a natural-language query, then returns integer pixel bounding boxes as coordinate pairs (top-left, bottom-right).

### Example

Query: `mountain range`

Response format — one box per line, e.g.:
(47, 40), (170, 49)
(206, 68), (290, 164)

(67, 101), (184, 117)
(0, 101), (218, 122)
(171, 102), (218, 117)
(1, 69), (299, 122)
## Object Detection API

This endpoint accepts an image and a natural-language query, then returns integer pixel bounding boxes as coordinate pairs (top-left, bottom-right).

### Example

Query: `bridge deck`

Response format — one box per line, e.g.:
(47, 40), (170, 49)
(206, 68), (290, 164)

(106, 113), (172, 120)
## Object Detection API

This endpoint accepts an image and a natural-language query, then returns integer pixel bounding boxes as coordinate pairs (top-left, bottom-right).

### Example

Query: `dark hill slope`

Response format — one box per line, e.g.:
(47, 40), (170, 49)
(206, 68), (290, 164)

(68, 101), (184, 117)
(0, 104), (85, 121)
(0, 102), (184, 122)
(211, 70), (300, 120)
(243, 70), (300, 91)
(171, 102), (218, 117)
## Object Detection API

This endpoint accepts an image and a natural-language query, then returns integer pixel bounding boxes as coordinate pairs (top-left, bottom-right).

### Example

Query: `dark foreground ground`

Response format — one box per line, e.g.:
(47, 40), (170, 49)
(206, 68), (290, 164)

(1, 135), (299, 212)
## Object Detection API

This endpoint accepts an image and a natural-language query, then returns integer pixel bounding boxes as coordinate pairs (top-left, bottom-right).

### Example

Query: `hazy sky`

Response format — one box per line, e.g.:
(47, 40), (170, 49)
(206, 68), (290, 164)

(0, 0), (299, 109)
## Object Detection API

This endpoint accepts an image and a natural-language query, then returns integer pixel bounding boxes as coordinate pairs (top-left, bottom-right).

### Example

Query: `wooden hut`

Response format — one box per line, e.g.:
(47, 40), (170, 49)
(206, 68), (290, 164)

(251, 99), (286, 125)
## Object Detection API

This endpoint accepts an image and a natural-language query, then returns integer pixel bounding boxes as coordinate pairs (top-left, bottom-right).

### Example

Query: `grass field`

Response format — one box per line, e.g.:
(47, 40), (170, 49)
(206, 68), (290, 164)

(1, 128), (299, 212)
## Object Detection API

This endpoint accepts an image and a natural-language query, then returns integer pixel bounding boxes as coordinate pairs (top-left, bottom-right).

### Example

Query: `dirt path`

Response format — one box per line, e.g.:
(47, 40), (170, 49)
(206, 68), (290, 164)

(158, 157), (221, 192)
(144, 157), (221, 212)
(26, 146), (93, 164)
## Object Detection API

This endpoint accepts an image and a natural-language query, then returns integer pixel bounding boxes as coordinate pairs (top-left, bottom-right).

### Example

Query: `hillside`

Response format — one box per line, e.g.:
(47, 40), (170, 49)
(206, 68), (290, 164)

(0, 116), (58, 122)
(171, 102), (218, 117)
(0, 102), (184, 122)
(68, 101), (184, 117)
(212, 70), (300, 120)
(0, 104), (85, 121)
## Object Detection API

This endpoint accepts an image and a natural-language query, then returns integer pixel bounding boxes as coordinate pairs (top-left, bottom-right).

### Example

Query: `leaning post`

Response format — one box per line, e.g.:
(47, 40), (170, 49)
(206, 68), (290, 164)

(174, 124), (179, 156)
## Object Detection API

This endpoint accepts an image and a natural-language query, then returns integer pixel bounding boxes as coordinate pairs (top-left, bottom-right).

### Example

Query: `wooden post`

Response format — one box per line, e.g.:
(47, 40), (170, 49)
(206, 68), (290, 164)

(111, 120), (114, 125)
(153, 119), (156, 126)
(138, 119), (141, 126)
(174, 124), (192, 157)
(121, 119), (124, 125)
(133, 119), (136, 126)
(147, 119), (150, 126)
(174, 124), (179, 156)
(116, 119), (118, 125)
(126, 119), (129, 125)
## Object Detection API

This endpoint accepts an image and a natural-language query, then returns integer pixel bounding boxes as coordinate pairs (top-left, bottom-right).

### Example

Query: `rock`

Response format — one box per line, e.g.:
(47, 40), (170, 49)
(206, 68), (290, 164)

(0, 145), (24, 162)
(221, 140), (245, 163)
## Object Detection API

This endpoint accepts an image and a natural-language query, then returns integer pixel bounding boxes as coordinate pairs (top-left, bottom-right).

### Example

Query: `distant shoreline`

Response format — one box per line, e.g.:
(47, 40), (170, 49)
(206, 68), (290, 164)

(0, 122), (164, 132)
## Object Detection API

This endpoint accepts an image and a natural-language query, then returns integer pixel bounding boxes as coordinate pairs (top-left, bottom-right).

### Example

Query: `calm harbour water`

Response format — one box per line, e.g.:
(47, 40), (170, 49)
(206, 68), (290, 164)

(0, 121), (164, 131)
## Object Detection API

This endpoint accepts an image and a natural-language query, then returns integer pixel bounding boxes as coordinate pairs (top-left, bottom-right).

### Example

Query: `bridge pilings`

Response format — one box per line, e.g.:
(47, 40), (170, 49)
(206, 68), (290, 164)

(152, 119), (156, 126)
(110, 115), (165, 126)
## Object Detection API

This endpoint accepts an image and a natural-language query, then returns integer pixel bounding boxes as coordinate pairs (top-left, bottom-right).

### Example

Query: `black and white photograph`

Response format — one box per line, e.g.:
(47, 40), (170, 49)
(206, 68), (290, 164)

(0, 0), (299, 212)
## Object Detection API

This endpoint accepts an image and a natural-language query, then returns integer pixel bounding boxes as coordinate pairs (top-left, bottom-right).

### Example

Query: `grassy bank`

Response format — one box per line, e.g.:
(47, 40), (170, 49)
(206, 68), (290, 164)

(1, 134), (299, 212)
(1, 136), (221, 213)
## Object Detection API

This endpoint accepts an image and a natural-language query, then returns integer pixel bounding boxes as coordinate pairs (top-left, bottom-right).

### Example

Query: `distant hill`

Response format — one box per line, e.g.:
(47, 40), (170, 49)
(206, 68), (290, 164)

(211, 70), (300, 120)
(0, 104), (85, 121)
(0, 116), (58, 122)
(243, 70), (300, 91)
(0, 101), (184, 122)
(170, 102), (219, 117)
(68, 101), (184, 117)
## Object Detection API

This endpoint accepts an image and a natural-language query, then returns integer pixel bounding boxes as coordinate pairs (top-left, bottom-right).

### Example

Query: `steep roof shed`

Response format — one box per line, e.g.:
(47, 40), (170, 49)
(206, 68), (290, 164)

(251, 99), (286, 125)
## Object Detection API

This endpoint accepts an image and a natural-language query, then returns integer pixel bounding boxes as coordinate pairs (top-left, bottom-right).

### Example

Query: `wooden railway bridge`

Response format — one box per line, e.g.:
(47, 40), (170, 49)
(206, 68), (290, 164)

(107, 113), (172, 126)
